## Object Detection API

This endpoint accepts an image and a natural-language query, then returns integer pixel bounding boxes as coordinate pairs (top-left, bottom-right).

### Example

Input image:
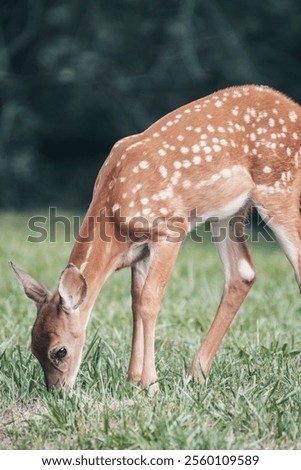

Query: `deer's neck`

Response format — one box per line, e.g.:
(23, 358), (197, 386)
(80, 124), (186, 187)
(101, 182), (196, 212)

(68, 204), (126, 325)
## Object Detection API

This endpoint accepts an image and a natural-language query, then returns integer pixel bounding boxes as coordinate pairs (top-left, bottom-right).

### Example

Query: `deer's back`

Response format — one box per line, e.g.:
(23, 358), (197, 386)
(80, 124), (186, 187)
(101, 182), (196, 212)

(95, 85), (301, 224)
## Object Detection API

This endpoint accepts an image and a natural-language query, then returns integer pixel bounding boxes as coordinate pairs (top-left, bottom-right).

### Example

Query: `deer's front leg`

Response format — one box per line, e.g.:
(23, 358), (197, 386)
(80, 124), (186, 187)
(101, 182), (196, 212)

(138, 241), (181, 393)
(127, 262), (148, 382)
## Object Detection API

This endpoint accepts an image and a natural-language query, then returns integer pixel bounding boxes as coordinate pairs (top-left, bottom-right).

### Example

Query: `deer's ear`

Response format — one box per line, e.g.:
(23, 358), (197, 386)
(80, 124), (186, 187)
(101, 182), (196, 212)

(58, 264), (87, 311)
(9, 261), (51, 308)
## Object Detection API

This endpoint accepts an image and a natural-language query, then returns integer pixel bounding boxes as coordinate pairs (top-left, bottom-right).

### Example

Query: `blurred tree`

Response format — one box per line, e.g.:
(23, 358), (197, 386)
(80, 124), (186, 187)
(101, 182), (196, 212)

(0, 0), (41, 207)
(0, 0), (301, 209)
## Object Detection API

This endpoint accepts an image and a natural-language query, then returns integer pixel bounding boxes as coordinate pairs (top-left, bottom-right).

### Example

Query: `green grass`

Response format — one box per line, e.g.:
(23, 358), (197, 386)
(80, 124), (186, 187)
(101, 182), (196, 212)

(1, 212), (301, 449)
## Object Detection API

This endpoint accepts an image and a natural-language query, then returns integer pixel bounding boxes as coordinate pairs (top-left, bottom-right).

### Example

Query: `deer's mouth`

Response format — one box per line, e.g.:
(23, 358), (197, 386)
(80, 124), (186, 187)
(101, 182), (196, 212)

(44, 374), (72, 394)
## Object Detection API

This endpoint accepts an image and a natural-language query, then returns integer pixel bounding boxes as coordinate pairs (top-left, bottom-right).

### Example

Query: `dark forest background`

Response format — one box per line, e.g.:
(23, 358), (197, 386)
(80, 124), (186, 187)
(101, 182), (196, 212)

(1, 0), (301, 210)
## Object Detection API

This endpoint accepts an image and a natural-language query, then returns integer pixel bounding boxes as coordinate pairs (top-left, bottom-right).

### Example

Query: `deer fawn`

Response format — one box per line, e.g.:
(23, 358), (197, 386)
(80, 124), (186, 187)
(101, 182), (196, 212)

(10, 85), (301, 393)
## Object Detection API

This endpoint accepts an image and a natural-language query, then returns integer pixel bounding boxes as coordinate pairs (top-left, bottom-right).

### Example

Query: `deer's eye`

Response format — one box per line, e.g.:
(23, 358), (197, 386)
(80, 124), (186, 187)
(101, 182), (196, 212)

(55, 347), (67, 359)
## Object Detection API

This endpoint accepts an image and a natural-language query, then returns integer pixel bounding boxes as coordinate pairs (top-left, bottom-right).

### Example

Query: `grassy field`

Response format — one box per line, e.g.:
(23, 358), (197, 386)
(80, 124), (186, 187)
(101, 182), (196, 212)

(0, 212), (301, 450)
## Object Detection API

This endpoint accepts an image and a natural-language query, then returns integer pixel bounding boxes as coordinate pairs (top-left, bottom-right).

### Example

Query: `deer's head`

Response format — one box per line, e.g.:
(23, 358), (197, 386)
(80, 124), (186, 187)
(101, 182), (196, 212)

(10, 262), (87, 392)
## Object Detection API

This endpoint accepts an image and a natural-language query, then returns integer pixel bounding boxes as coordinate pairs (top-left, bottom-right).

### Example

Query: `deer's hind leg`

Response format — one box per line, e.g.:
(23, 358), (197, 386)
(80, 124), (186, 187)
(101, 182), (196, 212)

(255, 190), (301, 290)
(190, 214), (256, 380)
